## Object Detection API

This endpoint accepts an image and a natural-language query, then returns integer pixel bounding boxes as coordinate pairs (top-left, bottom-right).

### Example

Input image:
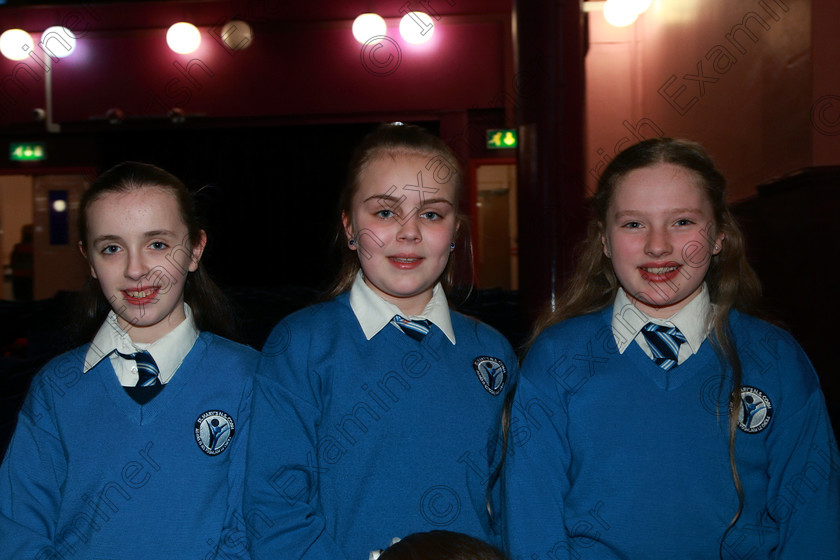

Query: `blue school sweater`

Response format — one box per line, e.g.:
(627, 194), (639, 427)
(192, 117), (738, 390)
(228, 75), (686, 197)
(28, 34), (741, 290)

(502, 308), (840, 560)
(246, 293), (518, 560)
(0, 332), (258, 560)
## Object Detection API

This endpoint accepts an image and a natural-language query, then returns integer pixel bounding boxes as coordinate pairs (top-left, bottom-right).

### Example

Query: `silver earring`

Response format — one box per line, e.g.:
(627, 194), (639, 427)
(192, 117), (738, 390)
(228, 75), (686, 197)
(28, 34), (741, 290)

(450, 242), (455, 251)
(348, 239), (355, 247)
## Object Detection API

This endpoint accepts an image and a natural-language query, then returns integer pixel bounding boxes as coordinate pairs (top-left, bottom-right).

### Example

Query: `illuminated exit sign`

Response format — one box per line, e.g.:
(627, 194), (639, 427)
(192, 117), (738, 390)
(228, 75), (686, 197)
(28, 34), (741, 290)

(10, 142), (46, 161)
(486, 129), (517, 149)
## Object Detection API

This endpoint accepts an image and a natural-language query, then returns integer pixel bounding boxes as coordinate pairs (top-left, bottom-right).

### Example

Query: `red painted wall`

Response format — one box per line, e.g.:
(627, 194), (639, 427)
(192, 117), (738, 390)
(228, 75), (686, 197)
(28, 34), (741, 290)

(1, 1), (511, 125)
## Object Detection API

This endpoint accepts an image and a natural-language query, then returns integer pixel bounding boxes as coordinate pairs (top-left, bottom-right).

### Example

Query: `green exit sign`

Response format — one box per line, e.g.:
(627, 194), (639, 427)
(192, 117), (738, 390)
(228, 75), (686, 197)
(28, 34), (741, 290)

(486, 129), (517, 149)
(10, 142), (46, 161)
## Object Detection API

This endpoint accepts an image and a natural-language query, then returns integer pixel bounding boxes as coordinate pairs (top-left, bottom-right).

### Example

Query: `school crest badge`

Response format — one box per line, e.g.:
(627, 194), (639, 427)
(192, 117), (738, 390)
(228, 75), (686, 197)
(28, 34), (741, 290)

(737, 386), (773, 433)
(195, 410), (235, 456)
(472, 356), (507, 396)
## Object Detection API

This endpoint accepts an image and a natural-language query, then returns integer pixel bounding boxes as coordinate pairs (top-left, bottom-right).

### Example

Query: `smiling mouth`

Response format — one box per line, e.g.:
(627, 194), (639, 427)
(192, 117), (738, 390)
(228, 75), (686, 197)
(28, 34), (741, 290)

(126, 289), (155, 298)
(638, 264), (683, 282)
(389, 257), (422, 263)
(122, 287), (160, 304)
(640, 266), (679, 274)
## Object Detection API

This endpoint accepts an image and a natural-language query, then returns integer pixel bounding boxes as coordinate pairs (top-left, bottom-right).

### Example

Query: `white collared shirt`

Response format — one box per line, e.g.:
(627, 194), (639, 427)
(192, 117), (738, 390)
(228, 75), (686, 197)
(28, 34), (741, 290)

(610, 284), (712, 365)
(83, 304), (200, 386)
(348, 270), (456, 345)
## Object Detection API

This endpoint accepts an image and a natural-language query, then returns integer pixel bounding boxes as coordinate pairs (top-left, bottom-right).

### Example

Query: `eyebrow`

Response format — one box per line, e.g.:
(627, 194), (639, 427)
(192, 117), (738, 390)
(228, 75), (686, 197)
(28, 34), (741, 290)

(143, 229), (179, 238)
(92, 234), (123, 244)
(613, 207), (703, 218)
(363, 194), (454, 207)
(92, 230), (178, 244)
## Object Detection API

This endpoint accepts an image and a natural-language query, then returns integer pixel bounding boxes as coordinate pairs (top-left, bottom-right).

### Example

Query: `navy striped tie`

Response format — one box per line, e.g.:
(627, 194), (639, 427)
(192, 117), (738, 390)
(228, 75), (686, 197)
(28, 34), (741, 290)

(391, 315), (431, 341)
(640, 323), (686, 371)
(118, 350), (161, 387)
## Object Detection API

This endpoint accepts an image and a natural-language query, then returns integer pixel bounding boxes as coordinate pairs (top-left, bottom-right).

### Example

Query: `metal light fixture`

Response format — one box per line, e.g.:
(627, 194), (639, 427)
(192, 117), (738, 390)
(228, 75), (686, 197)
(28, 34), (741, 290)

(399, 11), (434, 44)
(167, 22), (201, 54)
(219, 20), (253, 50)
(583, 0), (653, 27)
(0, 29), (34, 61)
(41, 26), (76, 58)
(353, 13), (387, 44)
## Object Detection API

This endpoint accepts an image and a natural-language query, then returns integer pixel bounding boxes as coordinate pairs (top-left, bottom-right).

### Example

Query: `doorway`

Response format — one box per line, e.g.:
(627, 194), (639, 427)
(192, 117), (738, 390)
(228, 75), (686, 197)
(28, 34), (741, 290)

(471, 160), (517, 290)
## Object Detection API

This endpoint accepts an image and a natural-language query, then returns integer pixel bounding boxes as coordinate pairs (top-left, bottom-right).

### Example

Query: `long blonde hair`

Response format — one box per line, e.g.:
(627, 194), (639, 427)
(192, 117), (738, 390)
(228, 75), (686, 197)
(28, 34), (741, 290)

(529, 138), (763, 550)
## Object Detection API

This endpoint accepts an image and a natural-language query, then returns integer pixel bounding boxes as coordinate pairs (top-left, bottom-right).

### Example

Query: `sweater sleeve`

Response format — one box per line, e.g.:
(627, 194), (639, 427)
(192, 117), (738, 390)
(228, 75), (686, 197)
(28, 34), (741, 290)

(217, 347), (258, 559)
(245, 320), (350, 560)
(0, 362), (69, 557)
(501, 330), (573, 560)
(763, 340), (840, 558)
(472, 327), (521, 546)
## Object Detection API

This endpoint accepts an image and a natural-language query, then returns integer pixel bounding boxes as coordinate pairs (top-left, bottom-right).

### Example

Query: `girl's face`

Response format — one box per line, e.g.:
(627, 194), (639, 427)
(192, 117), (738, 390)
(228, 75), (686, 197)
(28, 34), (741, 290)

(82, 187), (206, 343)
(343, 153), (458, 316)
(601, 162), (724, 319)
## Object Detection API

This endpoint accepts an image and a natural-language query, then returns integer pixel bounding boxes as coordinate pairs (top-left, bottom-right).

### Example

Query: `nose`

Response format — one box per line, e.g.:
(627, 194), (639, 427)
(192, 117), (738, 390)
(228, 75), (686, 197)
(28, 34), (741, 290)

(645, 226), (672, 257)
(124, 249), (150, 281)
(397, 212), (422, 242)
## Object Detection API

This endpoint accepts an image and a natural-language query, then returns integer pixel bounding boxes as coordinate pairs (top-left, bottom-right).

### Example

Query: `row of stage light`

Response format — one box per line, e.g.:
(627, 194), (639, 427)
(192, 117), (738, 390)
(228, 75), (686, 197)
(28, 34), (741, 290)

(0, 0), (653, 63)
(0, 8), (441, 63)
(0, 20), (253, 61)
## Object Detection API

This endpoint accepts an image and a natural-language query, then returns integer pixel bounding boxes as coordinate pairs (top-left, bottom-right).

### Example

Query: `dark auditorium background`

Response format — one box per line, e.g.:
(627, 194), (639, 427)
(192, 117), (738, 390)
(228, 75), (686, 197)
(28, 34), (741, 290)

(1, 0), (838, 452)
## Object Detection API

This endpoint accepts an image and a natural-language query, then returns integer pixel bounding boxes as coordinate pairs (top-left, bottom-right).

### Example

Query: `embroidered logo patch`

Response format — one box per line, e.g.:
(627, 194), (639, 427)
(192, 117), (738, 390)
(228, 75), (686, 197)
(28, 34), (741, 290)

(195, 410), (235, 456)
(737, 386), (773, 433)
(472, 356), (507, 396)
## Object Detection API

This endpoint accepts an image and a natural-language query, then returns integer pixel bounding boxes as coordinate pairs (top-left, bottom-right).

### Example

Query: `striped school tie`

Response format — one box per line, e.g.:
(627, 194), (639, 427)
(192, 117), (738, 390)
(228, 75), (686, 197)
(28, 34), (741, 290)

(118, 350), (161, 387)
(640, 323), (686, 371)
(391, 315), (432, 341)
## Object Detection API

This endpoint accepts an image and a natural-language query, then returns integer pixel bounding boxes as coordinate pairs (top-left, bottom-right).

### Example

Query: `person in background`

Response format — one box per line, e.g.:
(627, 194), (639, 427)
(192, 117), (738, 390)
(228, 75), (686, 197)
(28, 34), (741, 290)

(10, 223), (34, 300)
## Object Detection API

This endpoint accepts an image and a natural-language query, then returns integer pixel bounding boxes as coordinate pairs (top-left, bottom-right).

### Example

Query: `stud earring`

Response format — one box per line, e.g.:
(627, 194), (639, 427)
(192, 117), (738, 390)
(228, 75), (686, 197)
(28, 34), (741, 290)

(348, 239), (356, 247)
(450, 242), (456, 251)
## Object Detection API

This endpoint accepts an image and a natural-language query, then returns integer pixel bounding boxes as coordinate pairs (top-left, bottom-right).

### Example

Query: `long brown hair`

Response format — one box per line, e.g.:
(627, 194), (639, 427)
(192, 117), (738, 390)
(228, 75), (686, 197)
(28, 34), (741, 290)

(326, 122), (470, 299)
(77, 161), (239, 342)
(528, 138), (763, 550)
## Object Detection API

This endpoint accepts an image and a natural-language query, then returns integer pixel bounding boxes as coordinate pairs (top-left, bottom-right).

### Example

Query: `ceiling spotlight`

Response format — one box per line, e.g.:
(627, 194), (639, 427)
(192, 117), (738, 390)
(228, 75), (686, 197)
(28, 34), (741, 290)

(352, 13), (386, 44)
(399, 12), (435, 44)
(167, 22), (201, 54)
(0, 29), (34, 61)
(603, 0), (638, 27)
(41, 26), (77, 58)
(220, 20), (253, 50)
(627, 0), (653, 15)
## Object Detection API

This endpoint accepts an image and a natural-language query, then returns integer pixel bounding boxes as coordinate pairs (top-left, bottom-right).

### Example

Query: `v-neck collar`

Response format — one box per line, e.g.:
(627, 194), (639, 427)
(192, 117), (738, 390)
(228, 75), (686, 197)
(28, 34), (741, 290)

(92, 335), (207, 425)
(622, 333), (708, 390)
(598, 307), (709, 391)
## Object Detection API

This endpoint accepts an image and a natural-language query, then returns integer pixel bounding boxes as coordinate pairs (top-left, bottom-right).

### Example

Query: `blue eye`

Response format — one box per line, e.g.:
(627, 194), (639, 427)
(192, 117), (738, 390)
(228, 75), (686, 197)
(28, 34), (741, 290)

(376, 209), (395, 219)
(675, 218), (694, 226)
(622, 221), (642, 229)
(421, 211), (442, 220)
(150, 241), (168, 250)
(101, 245), (121, 255)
